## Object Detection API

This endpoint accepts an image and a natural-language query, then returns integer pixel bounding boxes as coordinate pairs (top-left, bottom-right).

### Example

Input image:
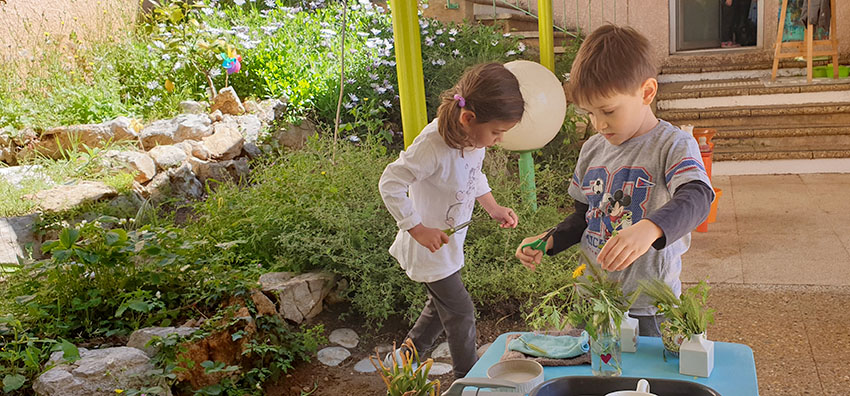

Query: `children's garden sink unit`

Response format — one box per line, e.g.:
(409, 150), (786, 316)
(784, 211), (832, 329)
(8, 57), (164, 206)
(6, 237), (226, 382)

(529, 376), (721, 396)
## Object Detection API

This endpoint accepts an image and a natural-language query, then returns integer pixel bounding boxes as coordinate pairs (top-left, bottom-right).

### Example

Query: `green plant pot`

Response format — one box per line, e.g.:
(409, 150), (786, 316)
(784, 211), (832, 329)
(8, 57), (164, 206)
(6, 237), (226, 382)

(812, 66), (828, 78)
(822, 64), (850, 78)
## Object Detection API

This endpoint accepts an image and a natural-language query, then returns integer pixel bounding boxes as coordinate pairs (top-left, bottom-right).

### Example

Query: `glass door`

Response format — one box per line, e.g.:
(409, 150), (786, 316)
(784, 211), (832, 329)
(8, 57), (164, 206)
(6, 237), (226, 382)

(675, 0), (722, 51)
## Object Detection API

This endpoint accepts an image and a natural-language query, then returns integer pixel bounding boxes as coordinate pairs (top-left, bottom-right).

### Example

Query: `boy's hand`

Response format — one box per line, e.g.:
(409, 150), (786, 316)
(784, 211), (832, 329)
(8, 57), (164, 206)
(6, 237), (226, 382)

(597, 220), (663, 271)
(408, 224), (449, 253)
(488, 205), (519, 228)
(515, 233), (549, 271)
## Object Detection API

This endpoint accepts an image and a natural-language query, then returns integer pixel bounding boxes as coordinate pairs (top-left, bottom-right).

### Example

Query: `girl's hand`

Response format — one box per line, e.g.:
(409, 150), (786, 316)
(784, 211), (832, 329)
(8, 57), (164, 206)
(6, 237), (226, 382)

(408, 224), (449, 253)
(597, 220), (662, 271)
(725, 0), (732, 6)
(488, 205), (519, 228)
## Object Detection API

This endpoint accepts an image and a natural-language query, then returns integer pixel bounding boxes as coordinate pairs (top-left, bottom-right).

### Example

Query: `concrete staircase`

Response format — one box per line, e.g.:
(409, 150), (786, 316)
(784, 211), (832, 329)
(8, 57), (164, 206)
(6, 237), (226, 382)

(656, 62), (850, 161)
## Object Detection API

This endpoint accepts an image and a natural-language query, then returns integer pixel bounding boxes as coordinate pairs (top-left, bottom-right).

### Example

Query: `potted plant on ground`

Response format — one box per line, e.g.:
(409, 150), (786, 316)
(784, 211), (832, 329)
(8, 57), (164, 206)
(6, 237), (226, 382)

(526, 251), (638, 377)
(369, 339), (441, 396)
(640, 279), (716, 377)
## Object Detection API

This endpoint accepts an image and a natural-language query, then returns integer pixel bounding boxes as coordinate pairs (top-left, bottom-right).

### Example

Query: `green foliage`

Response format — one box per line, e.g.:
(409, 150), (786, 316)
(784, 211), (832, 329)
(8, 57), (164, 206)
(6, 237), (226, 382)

(640, 279), (715, 336)
(525, 251), (637, 339)
(371, 339), (440, 396)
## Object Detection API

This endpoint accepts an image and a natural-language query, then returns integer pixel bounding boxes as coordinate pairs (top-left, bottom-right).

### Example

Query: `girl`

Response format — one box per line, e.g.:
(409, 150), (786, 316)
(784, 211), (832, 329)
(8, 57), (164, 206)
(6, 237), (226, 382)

(378, 62), (525, 378)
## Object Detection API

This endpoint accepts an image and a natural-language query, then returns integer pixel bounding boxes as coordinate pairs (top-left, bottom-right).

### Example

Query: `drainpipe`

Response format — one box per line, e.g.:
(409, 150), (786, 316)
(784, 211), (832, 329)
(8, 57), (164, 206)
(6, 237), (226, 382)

(391, 0), (428, 148)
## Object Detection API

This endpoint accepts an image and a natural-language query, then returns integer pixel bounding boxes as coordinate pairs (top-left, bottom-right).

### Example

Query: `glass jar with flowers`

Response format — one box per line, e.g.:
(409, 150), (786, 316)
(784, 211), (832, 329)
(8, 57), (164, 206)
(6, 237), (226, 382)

(526, 252), (638, 377)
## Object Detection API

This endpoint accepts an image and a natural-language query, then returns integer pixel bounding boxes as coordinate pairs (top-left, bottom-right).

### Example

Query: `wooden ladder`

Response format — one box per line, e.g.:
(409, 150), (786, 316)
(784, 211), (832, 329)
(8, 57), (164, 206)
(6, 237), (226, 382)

(771, 0), (839, 82)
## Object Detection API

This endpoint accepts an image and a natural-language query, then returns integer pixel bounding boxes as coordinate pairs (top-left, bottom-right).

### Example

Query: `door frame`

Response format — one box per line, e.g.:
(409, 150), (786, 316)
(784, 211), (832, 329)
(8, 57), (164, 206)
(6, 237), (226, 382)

(669, 0), (765, 54)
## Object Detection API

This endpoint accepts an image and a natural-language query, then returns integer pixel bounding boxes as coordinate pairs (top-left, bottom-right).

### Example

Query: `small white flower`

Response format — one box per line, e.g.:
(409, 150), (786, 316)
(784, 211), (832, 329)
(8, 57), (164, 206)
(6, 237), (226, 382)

(155, 291), (161, 298)
(153, 41), (165, 49)
(424, 37), (434, 46)
(375, 86), (387, 94)
(146, 81), (160, 90)
(210, 68), (222, 78)
(371, 28), (381, 35)
(449, 28), (458, 36)
(382, 100), (392, 108)
(202, 7), (214, 15)
(449, 37), (455, 42)
(435, 29), (443, 35)
(419, 20), (429, 29)
(265, 0), (276, 7)
(161, 53), (171, 61)
(346, 78), (356, 84)
(518, 42), (526, 52)
(320, 28), (336, 36)
(439, 42), (445, 47)
(356, 31), (369, 38)
(368, 73), (378, 80)
(348, 93), (359, 102)
(149, 95), (161, 103)
(503, 33), (511, 37)
(234, 0), (245, 5)
(431, 59), (445, 66)
(506, 50), (516, 56)
(452, 49), (460, 56)
(235, 32), (250, 41)
(344, 102), (354, 109)
(491, 40), (499, 46)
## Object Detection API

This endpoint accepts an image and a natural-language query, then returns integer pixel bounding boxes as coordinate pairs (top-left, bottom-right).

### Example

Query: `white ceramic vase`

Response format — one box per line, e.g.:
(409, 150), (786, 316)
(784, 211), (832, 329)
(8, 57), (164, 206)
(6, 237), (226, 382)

(619, 312), (639, 353)
(679, 332), (714, 377)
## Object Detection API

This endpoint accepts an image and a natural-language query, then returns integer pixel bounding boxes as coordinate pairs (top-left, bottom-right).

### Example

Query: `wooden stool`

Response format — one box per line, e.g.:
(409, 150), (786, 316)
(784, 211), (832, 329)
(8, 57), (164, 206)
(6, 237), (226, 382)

(771, 0), (839, 82)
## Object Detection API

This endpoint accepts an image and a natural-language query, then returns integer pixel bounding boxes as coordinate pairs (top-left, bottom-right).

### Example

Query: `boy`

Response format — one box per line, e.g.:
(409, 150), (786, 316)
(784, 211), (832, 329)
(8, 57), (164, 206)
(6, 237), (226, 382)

(515, 25), (715, 336)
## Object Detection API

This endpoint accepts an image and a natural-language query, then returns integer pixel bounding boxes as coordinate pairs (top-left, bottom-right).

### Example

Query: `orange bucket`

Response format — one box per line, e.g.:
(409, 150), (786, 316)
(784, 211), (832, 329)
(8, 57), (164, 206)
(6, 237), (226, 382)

(695, 188), (722, 232)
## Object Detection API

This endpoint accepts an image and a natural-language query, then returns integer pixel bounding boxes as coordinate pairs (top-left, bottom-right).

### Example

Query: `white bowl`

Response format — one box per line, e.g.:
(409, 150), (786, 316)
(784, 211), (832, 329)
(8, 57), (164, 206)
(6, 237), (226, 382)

(486, 359), (545, 394)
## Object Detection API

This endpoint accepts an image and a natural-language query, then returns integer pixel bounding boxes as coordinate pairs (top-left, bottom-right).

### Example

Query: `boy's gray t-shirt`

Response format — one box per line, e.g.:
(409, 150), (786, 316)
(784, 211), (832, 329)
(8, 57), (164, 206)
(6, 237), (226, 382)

(567, 119), (713, 315)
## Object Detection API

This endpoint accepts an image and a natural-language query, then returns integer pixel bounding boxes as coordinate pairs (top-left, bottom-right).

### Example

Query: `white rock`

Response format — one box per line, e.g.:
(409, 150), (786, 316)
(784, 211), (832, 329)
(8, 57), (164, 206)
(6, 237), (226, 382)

(429, 362), (452, 376)
(173, 114), (212, 141)
(431, 342), (451, 359)
(0, 215), (40, 265)
(179, 100), (204, 114)
(140, 119), (178, 149)
(24, 181), (116, 212)
(105, 150), (156, 183)
(210, 87), (245, 115)
(0, 165), (52, 189)
(127, 327), (199, 357)
(353, 358), (377, 373)
(329, 328), (359, 349)
(202, 123), (244, 160)
(317, 347), (350, 367)
(147, 145), (187, 170)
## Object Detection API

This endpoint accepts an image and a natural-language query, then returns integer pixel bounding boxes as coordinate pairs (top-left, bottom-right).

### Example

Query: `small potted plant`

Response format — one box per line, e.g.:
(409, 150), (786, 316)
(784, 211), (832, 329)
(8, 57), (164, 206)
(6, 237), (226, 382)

(640, 279), (716, 377)
(526, 251), (638, 377)
(369, 339), (441, 396)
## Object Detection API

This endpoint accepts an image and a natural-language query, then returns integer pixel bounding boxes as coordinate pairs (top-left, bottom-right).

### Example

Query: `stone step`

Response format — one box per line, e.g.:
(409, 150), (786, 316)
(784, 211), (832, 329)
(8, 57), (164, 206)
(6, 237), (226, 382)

(475, 13), (540, 32)
(657, 78), (850, 101)
(659, 102), (850, 128)
(713, 125), (850, 140)
(714, 149), (850, 161)
(660, 52), (850, 75)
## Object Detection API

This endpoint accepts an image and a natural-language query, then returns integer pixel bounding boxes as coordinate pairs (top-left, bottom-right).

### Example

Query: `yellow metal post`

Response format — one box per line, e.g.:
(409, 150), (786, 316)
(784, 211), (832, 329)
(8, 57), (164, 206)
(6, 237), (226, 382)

(537, 0), (555, 71)
(390, 0), (428, 148)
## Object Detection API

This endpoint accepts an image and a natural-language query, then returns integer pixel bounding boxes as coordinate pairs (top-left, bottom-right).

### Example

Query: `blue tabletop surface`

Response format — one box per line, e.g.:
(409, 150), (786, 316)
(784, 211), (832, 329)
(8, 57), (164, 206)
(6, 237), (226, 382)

(466, 332), (759, 396)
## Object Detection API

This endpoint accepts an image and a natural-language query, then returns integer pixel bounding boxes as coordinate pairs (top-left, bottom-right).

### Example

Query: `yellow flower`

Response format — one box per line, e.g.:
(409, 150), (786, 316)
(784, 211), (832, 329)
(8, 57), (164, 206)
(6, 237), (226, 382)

(321, 171), (326, 175)
(115, 390), (124, 394)
(572, 263), (587, 279)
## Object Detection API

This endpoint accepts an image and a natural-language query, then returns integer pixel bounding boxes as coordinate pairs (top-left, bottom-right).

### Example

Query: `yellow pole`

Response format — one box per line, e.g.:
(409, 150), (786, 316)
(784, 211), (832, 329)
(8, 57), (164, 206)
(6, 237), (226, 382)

(537, 0), (555, 72)
(390, 0), (428, 148)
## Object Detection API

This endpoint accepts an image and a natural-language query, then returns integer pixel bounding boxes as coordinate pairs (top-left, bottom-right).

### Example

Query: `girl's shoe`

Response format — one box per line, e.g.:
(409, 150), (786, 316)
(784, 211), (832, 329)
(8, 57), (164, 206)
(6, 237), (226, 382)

(383, 346), (418, 369)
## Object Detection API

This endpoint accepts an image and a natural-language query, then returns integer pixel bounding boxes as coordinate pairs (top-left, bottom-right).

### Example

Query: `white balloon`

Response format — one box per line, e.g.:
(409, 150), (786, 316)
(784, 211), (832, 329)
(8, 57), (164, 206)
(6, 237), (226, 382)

(499, 60), (567, 151)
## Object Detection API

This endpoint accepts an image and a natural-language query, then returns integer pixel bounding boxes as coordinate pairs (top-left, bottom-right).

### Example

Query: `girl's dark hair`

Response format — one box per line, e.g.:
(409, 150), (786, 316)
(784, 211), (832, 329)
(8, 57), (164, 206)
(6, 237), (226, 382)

(437, 63), (525, 149)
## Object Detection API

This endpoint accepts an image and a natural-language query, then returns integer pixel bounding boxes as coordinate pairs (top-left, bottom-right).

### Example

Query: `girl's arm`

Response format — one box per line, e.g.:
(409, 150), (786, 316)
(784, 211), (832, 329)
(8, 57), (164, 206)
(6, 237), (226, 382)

(476, 192), (518, 228)
(378, 142), (437, 231)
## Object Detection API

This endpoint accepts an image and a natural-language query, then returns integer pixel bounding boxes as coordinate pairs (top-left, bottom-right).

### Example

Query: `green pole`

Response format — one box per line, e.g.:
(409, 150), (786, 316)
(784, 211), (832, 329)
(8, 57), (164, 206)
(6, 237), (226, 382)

(519, 151), (537, 211)
(390, 0), (428, 148)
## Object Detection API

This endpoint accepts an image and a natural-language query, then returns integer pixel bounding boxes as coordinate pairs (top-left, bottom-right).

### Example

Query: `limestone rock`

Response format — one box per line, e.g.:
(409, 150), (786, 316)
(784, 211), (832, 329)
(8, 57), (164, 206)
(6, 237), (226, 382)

(429, 362), (452, 376)
(329, 328), (359, 349)
(258, 272), (296, 291)
(431, 342), (451, 359)
(263, 272), (336, 323)
(209, 110), (223, 123)
(173, 114), (212, 141)
(25, 181), (117, 213)
(104, 150), (156, 183)
(257, 98), (287, 124)
(147, 145), (187, 170)
(35, 117), (139, 159)
(316, 347), (349, 367)
(0, 214), (40, 265)
(210, 87), (245, 116)
(144, 163), (203, 203)
(33, 347), (168, 396)
(353, 358), (377, 373)
(250, 290), (277, 317)
(127, 327), (199, 357)
(140, 119), (178, 149)
(202, 123), (244, 160)
(0, 165), (52, 189)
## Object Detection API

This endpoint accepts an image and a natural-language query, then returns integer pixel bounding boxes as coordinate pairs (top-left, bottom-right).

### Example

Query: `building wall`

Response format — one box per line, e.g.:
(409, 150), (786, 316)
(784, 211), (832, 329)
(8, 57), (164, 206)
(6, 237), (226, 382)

(0, 0), (138, 65)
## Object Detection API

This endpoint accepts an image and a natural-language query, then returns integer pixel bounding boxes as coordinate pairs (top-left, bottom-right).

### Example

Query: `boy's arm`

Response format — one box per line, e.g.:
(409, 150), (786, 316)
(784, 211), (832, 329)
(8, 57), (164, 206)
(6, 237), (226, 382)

(646, 180), (713, 249)
(546, 200), (589, 256)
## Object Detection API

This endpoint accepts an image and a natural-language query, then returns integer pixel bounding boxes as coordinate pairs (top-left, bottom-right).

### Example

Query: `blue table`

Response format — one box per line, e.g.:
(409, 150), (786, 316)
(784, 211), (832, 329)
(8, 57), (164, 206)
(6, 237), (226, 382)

(464, 333), (759, 395)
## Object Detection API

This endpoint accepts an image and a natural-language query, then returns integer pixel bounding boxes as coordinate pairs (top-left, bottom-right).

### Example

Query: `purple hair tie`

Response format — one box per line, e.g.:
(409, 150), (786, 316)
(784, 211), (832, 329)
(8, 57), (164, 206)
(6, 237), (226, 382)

(453, 94), (466, 108)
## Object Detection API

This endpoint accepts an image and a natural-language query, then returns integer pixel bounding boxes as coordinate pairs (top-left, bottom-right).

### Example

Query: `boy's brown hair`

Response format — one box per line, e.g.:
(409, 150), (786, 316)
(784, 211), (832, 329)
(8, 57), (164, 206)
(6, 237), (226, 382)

(437, 63), (525, 150)
(567, 24), (658, 107)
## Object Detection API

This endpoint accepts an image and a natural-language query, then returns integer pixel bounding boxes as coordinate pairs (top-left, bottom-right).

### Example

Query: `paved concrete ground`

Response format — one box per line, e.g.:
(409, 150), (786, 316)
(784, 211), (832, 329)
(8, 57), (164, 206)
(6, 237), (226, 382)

(682, 173), (850, 395)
